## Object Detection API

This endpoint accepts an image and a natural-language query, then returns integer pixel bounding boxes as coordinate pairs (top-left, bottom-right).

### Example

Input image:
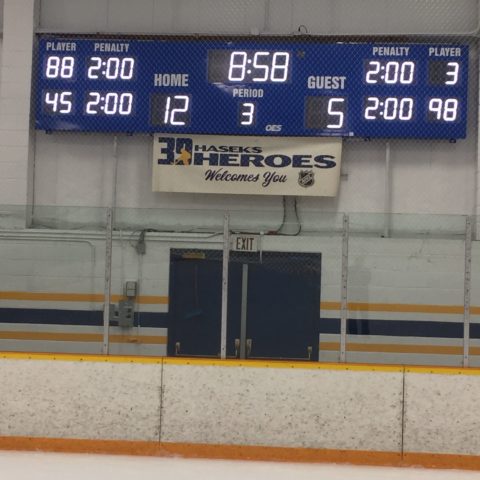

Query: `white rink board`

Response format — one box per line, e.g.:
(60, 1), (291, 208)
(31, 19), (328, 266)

(161, 363), (403, 451)
(3, 356), (480, 461)
(404, 371), (480, 456)
(0, 359), (162, 441)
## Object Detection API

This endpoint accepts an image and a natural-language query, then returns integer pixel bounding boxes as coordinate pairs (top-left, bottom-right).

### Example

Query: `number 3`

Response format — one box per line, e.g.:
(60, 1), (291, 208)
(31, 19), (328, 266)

(240, 102), (255, 125)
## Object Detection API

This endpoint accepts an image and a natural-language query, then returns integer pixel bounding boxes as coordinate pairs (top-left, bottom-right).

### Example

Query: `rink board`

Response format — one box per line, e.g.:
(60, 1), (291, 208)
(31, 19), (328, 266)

(0, 353), (480, 470)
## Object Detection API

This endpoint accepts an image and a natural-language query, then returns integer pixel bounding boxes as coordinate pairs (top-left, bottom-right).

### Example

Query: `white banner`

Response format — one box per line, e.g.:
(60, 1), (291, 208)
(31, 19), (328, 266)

(152, 134), (342, 196)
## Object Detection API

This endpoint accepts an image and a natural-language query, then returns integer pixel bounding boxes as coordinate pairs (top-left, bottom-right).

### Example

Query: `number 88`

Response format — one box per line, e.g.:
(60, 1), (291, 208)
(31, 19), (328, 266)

(45, 56), (75, 79)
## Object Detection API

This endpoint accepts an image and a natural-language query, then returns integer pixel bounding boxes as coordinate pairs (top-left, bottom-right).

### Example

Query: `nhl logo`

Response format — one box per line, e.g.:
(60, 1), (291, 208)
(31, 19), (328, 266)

(298, 170), (315, 188)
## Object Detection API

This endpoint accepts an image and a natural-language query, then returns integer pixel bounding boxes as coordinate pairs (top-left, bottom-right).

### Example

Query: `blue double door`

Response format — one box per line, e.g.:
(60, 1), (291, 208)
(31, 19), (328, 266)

(168, 250), (321, 361)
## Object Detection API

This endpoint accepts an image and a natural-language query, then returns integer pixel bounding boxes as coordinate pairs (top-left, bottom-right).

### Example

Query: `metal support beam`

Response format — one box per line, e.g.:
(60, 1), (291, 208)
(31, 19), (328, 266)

(102, 136), (119, 355)
(340, 214), (349, 363)
(220, 213), (230, 359)
(463, 215), (472, 367)
(384, 142), (391, 238)
(102, 207), (113, 354)
(240, 264), (249, 359)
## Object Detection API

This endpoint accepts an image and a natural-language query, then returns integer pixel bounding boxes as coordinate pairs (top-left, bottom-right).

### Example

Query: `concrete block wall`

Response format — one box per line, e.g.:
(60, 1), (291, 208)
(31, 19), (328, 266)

(320, 236), (477, 365)
(347, 237), (466, 309)
(1, 229), (478, 363)
(0, 0), (36, 219)
(37, 0), (478, 36)
(0, 0), (478, 227)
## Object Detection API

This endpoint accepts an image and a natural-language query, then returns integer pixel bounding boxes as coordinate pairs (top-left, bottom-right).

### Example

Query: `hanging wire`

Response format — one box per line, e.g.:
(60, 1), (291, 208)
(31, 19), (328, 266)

(268, 196), (302, 236)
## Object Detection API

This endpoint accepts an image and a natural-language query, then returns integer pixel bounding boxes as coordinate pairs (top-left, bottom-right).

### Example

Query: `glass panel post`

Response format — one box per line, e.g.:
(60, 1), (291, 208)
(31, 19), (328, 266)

(463, 215), (472, 367)
(221, 213), (230, 360)
(102, 207), (113, 355)
(340, 214), (349, 363)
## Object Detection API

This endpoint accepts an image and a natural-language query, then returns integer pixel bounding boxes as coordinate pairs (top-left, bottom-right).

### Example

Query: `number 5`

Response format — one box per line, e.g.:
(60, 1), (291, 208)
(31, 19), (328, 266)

(327, 98), (345, 128)
(252, 52), (269, 82)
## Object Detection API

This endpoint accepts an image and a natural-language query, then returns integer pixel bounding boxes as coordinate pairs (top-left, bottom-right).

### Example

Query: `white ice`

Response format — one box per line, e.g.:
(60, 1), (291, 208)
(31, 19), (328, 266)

(1, 451), (480, 480)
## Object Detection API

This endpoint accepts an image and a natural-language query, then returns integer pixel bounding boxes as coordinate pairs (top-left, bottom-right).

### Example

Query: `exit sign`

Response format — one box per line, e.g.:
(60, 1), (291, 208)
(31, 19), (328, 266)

(231, 235), (259, 252)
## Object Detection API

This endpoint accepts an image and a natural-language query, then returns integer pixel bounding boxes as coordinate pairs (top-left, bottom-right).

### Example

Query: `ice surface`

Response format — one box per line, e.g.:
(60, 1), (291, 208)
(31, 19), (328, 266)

(1, 451), (480, 480)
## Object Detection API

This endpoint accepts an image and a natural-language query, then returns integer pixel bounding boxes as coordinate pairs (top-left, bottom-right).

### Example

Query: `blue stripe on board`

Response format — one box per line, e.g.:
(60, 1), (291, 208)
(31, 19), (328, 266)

(320, 318), (480, 339)
(0, 308), (169, 328)
(0, 308), (477, 338)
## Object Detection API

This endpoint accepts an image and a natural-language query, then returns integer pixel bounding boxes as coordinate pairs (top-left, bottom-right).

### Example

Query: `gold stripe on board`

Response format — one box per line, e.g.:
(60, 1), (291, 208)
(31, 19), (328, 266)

(0, 331), (167, 344)
(1, 292), (478, 313)
(320, 301), (472, 314)
(0, 291), (168, 305)
(321, 341), (480, 357)
(0, 352), (163, 364)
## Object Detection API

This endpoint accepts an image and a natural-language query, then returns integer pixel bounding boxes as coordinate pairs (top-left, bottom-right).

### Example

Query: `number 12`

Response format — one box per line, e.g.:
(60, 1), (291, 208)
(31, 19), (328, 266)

(163, 95), (190, 125)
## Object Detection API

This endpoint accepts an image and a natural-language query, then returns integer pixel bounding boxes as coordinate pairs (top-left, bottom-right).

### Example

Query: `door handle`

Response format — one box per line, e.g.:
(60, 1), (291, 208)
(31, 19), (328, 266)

(234, 338), (240, 358)
(175, 341), (181, 355)
(307, 345), (312, 360)
(246, 338), (252, 357)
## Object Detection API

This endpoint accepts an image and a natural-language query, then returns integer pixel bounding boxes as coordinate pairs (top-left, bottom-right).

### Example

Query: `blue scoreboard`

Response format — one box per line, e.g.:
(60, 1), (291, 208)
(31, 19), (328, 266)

(34, 36), (469, 139)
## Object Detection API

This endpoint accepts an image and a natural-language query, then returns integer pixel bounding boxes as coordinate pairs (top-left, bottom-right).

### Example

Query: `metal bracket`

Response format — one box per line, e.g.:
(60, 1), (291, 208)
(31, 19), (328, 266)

(246, 338), (252, 357)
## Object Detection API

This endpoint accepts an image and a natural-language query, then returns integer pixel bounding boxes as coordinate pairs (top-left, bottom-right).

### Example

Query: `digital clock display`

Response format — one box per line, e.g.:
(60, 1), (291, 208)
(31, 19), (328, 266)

(34, 36), (469, 138)
(84, 91), (135, 116)
(364, 60), (417, 85)
(86, 56), (136, 80)
(208, 50), (291, 83)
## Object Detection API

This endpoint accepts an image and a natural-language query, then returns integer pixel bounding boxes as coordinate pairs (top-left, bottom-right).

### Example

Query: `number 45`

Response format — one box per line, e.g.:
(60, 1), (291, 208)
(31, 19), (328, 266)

(44, 91), (73, 114)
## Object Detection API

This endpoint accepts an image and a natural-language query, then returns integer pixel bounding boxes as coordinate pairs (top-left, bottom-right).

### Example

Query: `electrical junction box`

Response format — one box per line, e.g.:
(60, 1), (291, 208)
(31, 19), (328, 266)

(110, 300), (135, 329)
(118, 300), (134, 328)
(125, 281), (137, 298)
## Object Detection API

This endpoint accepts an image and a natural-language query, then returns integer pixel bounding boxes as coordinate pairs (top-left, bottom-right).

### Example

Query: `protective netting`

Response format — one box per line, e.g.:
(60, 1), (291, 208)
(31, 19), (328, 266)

(1, 0), (479, 363)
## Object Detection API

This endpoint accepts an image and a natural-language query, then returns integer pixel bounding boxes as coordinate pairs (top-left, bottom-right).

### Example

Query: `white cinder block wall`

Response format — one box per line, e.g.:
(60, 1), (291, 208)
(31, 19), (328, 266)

(0, 0), (478, 360)
(0, 0), (478, 219)
(0, 0), (35, 212)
